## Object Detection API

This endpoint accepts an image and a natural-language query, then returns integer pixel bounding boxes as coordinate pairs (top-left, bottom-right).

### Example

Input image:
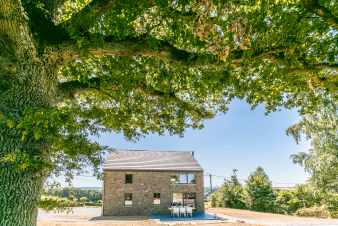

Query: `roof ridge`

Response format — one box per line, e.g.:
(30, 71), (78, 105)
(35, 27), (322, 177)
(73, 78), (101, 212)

(113, 149), (194, 153)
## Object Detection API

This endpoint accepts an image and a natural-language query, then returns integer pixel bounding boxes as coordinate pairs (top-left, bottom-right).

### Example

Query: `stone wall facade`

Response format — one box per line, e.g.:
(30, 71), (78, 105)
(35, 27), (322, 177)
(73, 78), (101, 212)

(103, 170), (204, 216)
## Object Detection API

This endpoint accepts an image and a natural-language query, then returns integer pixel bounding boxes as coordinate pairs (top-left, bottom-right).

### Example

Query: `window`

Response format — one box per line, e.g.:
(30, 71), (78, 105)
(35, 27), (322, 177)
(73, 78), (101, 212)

(153, 193), (160, 205)
(124, 193), (132, 206)
(179, 174), (187, 183)
(183, 193), (196, 208)
(125, 174), (133, 184)
(187, 174), (196, 184)
(170, 175), (178, 183)
(171, 173), (196, 184)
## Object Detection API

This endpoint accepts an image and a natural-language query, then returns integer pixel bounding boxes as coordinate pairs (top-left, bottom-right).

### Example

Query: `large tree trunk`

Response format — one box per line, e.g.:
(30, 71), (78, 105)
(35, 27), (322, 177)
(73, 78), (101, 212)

(0, 1), (55, 225)
(0, 60), (53, 226)
(0, 59), (52, 226)
(0, 169), (45, 226)
(0, 60), (52, 226)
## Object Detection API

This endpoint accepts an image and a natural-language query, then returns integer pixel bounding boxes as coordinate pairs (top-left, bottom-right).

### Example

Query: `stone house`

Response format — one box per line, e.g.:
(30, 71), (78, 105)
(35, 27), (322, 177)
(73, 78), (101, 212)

(103, 149), (204, 216)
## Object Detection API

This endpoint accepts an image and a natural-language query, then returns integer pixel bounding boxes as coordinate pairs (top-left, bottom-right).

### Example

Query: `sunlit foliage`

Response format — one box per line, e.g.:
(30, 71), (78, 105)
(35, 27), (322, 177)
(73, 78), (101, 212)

(0, 1), (337, 224)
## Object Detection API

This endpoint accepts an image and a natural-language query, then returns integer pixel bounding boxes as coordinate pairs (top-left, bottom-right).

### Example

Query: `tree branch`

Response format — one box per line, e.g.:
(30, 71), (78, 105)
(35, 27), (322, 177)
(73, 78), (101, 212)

(302, 0), (338, 29)
(58, 77), (212, 118)
(58, 77), (101, 98)
(48, 38), (224, 70)
(232, 47), (338, 71)
(54, 40), (337, 95)
(51, 40), (173, 63)
(230, 47), (288, 66)
(136, 84), (213, 118)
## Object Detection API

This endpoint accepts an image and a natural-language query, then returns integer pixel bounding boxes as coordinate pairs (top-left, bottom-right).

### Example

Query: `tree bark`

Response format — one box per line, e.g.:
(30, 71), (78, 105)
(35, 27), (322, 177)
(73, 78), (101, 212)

(0, 61), (54, 226)
(0, 0), (37, 59)
(0, 2), (55, 225)
(0, 60), (52, 225)
(0, 169), (45, 226)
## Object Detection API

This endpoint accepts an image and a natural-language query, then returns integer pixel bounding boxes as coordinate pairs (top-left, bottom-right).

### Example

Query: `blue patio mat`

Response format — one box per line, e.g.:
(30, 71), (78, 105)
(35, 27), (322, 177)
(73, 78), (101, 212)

(150, 212), (225, 221)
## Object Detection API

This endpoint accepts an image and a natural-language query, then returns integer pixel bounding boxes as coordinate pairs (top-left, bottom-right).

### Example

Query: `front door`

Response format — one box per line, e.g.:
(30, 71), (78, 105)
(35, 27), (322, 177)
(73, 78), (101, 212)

(172, 192), (183, 206)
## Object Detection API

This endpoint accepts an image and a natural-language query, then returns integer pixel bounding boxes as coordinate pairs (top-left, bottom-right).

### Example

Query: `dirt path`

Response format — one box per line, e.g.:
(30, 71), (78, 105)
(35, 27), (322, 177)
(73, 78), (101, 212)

(207, 208), (338, 226)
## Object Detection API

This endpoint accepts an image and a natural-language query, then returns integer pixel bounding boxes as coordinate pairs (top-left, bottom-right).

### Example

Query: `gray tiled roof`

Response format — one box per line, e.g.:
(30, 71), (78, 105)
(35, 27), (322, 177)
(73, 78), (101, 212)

(103, 149), (203, 171)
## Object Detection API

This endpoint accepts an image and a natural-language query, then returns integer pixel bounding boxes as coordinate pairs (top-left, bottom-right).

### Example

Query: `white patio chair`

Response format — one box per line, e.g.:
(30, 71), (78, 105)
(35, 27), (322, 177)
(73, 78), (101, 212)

(185, 206), (193, 217)
(172, 207), (180, 217)
(179, 206), (186, 217)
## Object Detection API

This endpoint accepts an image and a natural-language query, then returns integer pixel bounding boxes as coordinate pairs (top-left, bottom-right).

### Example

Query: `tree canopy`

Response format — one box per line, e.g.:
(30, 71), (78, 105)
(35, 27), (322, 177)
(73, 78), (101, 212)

(0, 0), (337, 225)
(1, 0), (337, 174)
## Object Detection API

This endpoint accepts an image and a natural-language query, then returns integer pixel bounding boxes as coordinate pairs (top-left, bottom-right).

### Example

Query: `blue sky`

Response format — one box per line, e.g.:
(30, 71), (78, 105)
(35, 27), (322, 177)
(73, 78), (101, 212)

(59, 99), (310, 188)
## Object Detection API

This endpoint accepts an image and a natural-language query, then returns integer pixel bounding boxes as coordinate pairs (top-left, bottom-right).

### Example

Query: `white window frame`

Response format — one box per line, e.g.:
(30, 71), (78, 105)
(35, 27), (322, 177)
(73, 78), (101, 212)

(124, 193), (133, 207)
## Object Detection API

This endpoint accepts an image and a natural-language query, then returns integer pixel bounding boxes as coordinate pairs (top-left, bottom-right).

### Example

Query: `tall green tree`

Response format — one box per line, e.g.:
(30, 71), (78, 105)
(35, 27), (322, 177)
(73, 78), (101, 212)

(0, 0), (336, 225)
(221, 169), (246, 209)
(288, 97), (338, 192)
(245, 167), (276, 212)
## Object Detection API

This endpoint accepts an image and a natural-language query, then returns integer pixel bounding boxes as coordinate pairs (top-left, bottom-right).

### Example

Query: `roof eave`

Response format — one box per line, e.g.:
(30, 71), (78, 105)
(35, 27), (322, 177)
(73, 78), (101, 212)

(103, 168), (203, 172)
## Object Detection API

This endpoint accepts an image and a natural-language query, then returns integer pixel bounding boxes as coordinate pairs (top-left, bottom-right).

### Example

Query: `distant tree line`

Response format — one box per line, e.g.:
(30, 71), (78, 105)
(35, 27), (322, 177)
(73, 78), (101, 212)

(210, 167), (338, 218)
(40, 187), (102, 210)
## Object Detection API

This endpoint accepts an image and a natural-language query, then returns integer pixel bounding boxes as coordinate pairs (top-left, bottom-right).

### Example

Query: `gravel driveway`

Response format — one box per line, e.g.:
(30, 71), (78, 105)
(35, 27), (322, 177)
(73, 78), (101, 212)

(38, 207), (258, 226)
(38, 207), (338, 226)
(207, 208), (338, 226)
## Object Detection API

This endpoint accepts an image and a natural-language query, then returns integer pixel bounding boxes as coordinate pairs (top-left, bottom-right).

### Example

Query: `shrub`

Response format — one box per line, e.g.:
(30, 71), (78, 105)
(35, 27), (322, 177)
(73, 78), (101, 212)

(39, 195), (78, 212)
(84, 202), (102, 206)
(210, 169), (246, 209)
(295, 206), (330, 218)
(79, 196), (89, 205)
(209, 187), (226, 208)
(323, 193), (338, 218)
(275, 185), (322, 214)
(275, 190), (295, 214)
(44, 187), (102, 203)
(210, 194), (217, 208)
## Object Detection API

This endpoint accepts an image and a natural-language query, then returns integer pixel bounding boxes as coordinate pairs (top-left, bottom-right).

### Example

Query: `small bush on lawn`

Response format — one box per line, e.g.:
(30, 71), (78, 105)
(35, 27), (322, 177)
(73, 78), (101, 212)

(79, 196), (89, 205)
(295, 206), (330, 218)
(324, 193), (338, 218)
(210, 195), (217, 208)
(84, 202), (102, 206)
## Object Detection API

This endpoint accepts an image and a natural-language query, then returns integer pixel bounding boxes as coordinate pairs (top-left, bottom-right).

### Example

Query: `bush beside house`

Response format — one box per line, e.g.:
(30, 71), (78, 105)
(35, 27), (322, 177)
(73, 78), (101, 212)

(210, 167), (338, 218)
